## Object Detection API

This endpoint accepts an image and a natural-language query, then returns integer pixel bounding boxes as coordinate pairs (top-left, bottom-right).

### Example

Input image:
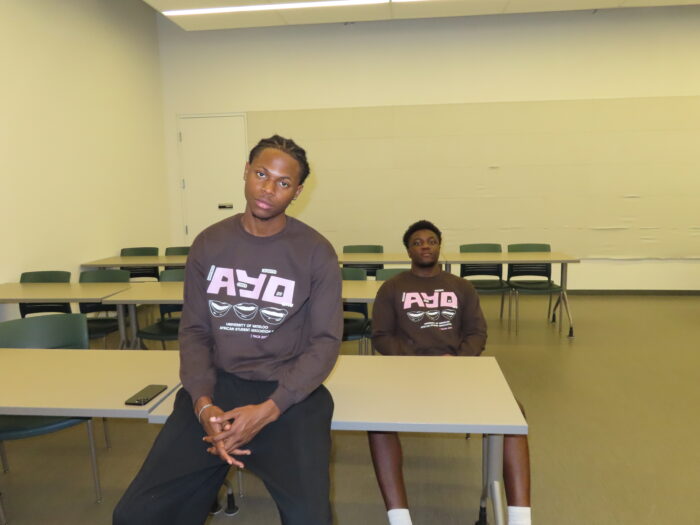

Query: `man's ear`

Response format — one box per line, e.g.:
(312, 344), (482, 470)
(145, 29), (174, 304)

(293, 184), (304, 200)
(243, 162), (250, 180)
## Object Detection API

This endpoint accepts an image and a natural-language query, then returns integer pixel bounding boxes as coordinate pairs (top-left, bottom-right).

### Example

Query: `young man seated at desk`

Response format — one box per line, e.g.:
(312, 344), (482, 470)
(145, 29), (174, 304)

(369, 220), (532, 525)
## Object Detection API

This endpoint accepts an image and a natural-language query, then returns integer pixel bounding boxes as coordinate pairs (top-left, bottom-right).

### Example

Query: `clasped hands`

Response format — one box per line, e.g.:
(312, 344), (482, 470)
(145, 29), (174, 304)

(198, 399), (280, 469)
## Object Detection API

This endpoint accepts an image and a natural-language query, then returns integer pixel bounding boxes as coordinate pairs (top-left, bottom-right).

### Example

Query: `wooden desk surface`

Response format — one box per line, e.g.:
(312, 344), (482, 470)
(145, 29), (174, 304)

(103, 282), (184, 305)
(81, 255), (187, 268)
(0, 282), (130, 303)
(0, 349), (180, 418)
(440, 251), (580, 264)
(338, 251), (578, 265)
(104, 280), (384, 305)
(149, 355), (527, 435)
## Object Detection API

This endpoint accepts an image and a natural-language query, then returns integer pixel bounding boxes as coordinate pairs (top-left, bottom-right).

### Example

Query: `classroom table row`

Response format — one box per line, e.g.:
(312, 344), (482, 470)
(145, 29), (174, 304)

(83, 251), (579, 275)
(0, 349), (525, 525)
(0, 281), (383, 349)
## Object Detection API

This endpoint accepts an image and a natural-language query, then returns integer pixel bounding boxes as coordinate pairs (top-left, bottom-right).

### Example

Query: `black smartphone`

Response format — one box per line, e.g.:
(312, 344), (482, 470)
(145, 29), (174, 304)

(125, 384), (167, 406)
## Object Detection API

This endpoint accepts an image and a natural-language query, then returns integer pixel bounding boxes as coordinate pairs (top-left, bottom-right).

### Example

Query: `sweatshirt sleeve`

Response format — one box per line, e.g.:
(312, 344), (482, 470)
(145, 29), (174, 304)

(371, 280), (407, 356)
(268, 241), (342, 413)
(179, 235), (217, 406)
(457, 280), (487, 356)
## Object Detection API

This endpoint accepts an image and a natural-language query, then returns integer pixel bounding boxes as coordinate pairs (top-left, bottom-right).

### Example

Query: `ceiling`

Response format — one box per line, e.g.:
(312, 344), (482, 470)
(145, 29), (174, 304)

(143, 0), (700, 30)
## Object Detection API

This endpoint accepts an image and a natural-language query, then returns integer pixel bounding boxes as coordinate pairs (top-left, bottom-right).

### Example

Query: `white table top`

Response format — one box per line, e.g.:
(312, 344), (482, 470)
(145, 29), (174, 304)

(81, 255), (187, 268)
(0, 349), (180, 418)
(103, 282), (184, 305)
(0, 282), (130, 303)
(149, 355), (527, 435)
(440, 251), (580, 264)
(104, 281), (385, 305)
(339, 251), (579, 265)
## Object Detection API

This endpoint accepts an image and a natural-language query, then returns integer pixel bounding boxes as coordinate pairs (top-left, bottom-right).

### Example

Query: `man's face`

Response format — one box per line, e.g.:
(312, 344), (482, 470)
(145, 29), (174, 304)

(243, 148), (304, 222)
(407, 229), (441, 268)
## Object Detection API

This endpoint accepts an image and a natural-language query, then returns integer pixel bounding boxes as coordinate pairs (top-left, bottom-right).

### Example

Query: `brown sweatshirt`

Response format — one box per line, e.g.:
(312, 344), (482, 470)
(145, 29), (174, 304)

(372, 270), (487, 356)
(179, 214), (342, 413)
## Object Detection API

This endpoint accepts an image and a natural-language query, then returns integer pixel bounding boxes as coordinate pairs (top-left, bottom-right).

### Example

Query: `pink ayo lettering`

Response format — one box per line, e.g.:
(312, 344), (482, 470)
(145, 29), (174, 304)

(207, 266), (295, 307)
(403, 291), (458, 309)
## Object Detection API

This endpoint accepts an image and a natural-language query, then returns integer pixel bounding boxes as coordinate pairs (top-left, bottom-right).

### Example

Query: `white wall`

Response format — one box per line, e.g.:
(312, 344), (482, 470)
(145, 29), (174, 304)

(0, 0), (169, 320)
(157, 6), (700, 289)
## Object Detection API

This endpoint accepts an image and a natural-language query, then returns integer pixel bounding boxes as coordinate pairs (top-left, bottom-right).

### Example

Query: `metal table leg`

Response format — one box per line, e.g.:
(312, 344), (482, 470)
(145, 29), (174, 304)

(117, 304), (128, 349)
(129, 304), (140, 349)
(485, 434), (506, 525)
(560, 263), (575, 338)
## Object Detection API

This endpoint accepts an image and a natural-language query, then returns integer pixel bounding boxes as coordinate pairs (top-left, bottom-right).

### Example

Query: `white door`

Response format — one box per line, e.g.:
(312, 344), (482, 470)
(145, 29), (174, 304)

(179, 114), (248, 242)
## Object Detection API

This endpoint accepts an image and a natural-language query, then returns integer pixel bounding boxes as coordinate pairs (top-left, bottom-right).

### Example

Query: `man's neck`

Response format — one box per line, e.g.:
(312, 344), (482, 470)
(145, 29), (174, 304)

(410, 263), (441, 278)
(241, 209), (287, 237)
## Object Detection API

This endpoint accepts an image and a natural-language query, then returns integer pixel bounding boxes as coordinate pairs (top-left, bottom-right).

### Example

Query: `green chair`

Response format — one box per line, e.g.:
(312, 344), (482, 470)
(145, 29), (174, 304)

(120, 247), (159, 281)
(164, 246), (189, 255)
(164, 246), (189, 271)
(79, 269), (130, 347)
(343, 245), (383, 277)
(136, 269), (184, 350)
(375, 268), (406, 281)
(19, 271), (72, 318)
(0, 314), (106, 505)
(507, 243), (562, 334)
(460, 244), (510, 320)
(341, 267), (370, 355)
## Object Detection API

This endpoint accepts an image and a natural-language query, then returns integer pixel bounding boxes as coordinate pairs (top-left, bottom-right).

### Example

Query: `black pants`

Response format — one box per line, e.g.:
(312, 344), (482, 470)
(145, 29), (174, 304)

(113, 371), (334, 525)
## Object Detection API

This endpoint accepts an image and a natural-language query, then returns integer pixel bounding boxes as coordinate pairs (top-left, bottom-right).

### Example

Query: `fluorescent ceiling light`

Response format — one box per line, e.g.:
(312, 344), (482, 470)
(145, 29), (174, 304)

(164, 0), (421, 16)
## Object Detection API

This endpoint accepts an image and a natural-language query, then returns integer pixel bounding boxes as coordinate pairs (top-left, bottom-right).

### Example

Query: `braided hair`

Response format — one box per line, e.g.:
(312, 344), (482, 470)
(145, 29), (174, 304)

(248, 135), (311, 184)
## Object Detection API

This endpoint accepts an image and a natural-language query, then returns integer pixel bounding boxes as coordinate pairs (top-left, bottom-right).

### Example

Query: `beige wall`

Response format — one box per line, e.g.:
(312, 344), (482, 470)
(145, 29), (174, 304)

(158, 6), (700, 288)
(0, 0), (168, 319)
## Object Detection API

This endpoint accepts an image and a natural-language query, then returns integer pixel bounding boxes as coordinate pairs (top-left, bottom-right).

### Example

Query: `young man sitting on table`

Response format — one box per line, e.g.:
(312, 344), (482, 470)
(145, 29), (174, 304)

(369, 219), (532, 525)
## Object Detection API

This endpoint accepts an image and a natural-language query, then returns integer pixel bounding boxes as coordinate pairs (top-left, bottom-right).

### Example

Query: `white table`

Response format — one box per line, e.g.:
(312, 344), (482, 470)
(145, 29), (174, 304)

(0, 349), (180, 418)
(0, 283), (132, 347)
(81, 255), (187, 269)
(103, 281), (385, 348)
(149, 355), (526, 525)
(0, 348), (181, 504)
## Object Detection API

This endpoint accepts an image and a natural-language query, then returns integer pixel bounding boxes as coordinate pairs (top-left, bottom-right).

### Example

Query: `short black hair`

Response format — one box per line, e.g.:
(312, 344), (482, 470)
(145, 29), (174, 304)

(402, 220), (442, 248)
(248, 135), (311, 184)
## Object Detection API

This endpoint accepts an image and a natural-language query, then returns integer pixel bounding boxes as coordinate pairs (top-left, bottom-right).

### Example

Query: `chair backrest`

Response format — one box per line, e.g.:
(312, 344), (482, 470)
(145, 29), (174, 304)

(20, 271), (71, 283)
(121, 247), (158, 256)
(376, 268), (406, 281)
(342, 245), (384, 277)
(459, 243), (503, 279)
(341, 267), (367, 281)
(343, 245), (383, 254)
(120, 247), (159, 280)
(507, 243), (552, 281)
(79, 269), (131, 283)
(165, 246), (190, 256)
(78, 269), (130, 314)
(19, 271), (72, 318)
(159, 269), (185, 317)
(0, 313), (89, 349)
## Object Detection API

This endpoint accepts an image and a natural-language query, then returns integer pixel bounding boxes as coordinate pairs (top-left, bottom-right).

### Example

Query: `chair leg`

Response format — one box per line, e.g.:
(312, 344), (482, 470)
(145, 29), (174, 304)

(102, 418), (111, 449)
(0, 490), (7, 525)
(0, 441), (8, 472)
(85, 420), (103, 503)
(547, 292), (553, 320)
(515, 291), (520, 335)
(161, 340), (166, 350)
(499, 293), (505, 320)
